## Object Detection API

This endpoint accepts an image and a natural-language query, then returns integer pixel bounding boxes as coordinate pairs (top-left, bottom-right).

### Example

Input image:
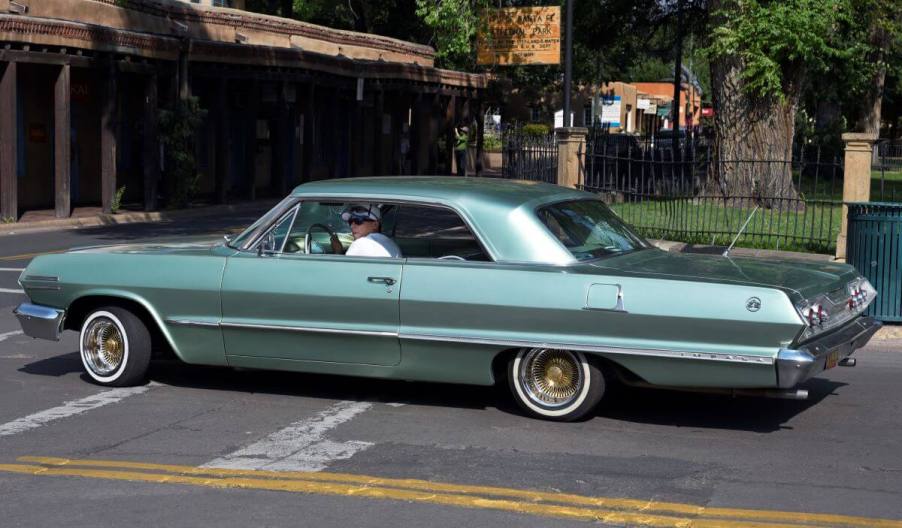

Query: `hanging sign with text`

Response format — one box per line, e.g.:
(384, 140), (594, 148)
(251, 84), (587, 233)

(477, 6), (561, 66)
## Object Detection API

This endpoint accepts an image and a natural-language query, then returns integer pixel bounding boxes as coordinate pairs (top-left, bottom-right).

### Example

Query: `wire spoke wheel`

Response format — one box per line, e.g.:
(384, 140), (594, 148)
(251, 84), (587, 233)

(519, 348), (584, 408)
(82, 316), (125, 376)
(509, 348), (606, 421)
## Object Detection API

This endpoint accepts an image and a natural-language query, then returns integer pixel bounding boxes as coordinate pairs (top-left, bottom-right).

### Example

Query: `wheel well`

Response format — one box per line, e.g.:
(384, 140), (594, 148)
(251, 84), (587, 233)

(490, 347), (641, 386)
(65, 296), (175, 359)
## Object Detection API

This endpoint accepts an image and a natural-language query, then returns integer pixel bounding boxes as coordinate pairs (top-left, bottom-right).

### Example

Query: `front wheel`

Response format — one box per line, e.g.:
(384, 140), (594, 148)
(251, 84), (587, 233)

(508, 348), (605, 421)
(79, 307), (151, 387)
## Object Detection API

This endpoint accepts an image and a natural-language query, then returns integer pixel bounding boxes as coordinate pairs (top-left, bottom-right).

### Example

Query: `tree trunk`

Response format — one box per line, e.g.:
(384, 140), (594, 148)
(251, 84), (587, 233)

(707, 55), (803, 211)
(280, 0), (292, 18)
(854, 24), (889, 134)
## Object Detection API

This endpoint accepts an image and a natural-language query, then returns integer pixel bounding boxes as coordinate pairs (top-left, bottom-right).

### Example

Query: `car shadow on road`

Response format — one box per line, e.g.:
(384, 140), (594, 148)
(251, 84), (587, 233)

(597, 378), (848, 433)
(147, 360), (512, 413)
(18, 352), (83, 377)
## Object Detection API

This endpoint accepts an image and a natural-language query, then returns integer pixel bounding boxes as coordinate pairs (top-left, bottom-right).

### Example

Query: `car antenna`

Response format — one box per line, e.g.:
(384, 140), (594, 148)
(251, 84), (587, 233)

(722, 205), (759, 258)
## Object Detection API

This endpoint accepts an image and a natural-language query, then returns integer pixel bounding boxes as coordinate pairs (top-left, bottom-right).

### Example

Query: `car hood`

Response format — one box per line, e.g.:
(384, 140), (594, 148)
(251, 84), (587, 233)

(590, 249), (859, 300)
(67, 236), (225, 257)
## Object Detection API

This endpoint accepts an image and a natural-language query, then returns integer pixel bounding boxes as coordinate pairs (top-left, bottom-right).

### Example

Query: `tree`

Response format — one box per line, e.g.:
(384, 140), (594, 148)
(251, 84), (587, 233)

(704, 0), (854, 208)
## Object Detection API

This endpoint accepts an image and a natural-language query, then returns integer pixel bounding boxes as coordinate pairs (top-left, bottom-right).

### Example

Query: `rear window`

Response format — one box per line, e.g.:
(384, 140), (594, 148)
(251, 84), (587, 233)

(536, 199), (649, 261)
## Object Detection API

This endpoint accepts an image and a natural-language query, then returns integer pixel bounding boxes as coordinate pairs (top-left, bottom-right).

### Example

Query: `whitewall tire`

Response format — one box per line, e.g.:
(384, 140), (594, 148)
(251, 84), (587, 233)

(79, 307), (151, 387)
(508, 348), (605, 421)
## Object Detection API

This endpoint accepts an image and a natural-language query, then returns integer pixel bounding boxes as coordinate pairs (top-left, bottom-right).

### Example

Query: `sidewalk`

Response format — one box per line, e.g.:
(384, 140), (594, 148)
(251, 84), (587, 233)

(0, 200), (278, 237)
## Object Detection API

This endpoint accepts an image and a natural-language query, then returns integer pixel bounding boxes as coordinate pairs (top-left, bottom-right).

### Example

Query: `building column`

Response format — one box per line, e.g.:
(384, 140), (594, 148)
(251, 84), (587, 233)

(143, 74), (160, 211)
(54, 64), (71, 218)
(445, 94), (456, 175)
(215, 79), (230, 203)
(836, 133), (878, 260)
(373, 88), (384, 176)
(272, 81), (290, 194)
(474, 98), (484, 176)
(556, 127), (588, 189)
(245, 80), (259, 199)
(100, 61), (118, 214)
(0, 62), (17, 221)
(302, 82), (314, 182)
(409, 93), (422, 175)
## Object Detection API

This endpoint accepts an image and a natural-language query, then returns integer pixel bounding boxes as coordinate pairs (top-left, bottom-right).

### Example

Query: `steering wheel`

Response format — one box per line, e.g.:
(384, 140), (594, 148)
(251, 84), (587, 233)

(438, 255), (465, 261)
(305, 223), (339, 254)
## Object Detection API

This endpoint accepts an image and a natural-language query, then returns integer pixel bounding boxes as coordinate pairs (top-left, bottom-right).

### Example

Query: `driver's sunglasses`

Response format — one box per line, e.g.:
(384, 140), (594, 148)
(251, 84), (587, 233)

(347, 217), (372, 226)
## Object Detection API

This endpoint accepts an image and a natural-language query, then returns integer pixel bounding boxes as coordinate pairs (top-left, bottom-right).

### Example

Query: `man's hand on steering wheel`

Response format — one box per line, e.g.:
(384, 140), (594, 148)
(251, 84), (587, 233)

(329, 233), (343, 254)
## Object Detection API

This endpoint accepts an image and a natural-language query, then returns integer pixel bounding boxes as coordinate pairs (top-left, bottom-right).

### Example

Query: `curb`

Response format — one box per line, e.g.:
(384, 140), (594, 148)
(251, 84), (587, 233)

(0, 201), (278, 237)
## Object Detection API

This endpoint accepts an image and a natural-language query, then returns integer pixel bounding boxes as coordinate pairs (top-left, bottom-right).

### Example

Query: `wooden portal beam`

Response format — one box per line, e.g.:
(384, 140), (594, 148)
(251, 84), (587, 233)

(100, 61), (118, 214)
(245, 80), (259, 199)
(0, 62), (17, 221)
(215, 79), (230, 204)
(143, 74), (160, 211)
(54, 64), (71, 218)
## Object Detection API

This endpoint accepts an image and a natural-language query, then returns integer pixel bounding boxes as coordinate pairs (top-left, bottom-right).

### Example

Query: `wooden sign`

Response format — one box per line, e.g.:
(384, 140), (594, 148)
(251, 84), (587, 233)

(477, 6), (561, 66)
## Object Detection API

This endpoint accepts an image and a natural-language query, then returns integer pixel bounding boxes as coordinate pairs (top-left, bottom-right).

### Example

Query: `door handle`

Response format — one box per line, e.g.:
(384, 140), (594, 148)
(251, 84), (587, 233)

(367, 276), (396, 286)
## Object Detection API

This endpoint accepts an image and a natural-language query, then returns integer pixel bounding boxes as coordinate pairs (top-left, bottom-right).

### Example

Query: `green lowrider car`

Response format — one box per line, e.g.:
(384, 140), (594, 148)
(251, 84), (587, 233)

(15, 177), (880, 421)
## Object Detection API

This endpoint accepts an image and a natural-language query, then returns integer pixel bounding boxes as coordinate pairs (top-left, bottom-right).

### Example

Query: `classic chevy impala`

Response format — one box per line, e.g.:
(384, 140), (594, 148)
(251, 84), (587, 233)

(15, 177), (880, 421)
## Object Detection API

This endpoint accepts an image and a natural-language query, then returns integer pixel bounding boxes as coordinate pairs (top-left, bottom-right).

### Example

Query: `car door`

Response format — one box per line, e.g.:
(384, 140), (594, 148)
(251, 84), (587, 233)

(220, 202), (402, 367)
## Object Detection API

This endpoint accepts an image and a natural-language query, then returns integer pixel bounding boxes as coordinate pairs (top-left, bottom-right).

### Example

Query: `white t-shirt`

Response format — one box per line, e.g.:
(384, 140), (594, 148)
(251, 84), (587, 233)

(345, 233), (402, 258)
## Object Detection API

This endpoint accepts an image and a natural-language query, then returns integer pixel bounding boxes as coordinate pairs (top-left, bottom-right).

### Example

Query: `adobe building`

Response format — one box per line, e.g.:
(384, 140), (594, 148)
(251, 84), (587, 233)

(0, 0), (486, 221)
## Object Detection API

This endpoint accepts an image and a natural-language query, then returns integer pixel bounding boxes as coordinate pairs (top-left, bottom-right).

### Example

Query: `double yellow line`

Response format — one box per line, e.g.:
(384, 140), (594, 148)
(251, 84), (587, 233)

(1, 456), (899, 527)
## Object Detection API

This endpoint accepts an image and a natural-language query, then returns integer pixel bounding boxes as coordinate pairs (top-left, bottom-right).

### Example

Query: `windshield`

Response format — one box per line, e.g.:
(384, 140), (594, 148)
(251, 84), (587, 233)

(228, 196), (298, 250)
(536, 199), (650, 261)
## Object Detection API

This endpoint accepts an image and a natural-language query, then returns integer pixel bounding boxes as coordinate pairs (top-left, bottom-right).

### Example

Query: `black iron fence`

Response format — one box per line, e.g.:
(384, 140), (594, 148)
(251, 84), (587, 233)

(581, 128), (845, 253)
(501, 129), (557, 184)
(875, 140), (902, 202)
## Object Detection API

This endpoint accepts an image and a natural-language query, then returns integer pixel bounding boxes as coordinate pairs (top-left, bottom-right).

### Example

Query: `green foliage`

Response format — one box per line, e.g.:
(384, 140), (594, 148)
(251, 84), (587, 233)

(415, 0), (491, 70)
(706, 0), (851, 100)
(159, 97), (206, 209)
(111, 186), (126, 214)
(521, 123), (551, 136)
(483, 132), (502, 151)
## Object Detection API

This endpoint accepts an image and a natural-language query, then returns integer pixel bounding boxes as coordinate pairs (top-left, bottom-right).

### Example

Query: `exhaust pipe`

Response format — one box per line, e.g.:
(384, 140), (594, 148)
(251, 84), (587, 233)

(839, 358), (856, 367)
(733, 389), (809, 400)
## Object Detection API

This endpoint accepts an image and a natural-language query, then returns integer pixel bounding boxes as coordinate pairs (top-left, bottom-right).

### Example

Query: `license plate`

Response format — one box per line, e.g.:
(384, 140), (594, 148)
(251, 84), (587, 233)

(825, 351), (840, 370)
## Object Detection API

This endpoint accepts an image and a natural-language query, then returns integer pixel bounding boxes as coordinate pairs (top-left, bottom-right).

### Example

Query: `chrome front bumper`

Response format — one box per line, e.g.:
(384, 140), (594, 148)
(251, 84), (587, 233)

(776, 316), (881, 389)
(14, 303), (66, 341)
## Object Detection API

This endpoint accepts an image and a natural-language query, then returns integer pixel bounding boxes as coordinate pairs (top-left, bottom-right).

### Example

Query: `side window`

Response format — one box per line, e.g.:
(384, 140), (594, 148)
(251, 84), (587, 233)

(391, 205), (489, 261)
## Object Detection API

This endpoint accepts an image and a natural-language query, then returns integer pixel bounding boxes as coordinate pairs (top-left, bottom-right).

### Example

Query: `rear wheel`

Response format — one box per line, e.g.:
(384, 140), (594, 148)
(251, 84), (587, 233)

(79, 307), (151, 387)
(508, 348), (605, 421)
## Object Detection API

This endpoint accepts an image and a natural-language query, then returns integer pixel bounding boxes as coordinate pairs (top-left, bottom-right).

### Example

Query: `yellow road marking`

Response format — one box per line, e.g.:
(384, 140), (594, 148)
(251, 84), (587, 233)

(0, 462), (802, 528)
(0, 250), (66, 262)
(13, 456), (902, 528)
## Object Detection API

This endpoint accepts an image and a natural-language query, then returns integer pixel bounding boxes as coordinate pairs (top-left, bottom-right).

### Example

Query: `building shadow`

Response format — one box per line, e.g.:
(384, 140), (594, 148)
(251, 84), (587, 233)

(596, 378), (847, 433)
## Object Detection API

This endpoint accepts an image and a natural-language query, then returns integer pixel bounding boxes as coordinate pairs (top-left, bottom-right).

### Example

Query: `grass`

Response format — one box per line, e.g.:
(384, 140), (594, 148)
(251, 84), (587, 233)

(606, 173), (902, 254)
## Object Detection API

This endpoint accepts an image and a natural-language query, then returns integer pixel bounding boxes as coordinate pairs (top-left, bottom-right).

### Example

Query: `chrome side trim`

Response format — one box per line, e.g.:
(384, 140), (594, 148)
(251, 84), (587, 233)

(14, 303), (66, 341)
(398, 332), (774, 365)
(165, 319), (397, 338)
(23, 275), (58, 282)
(166, 319), (220, 328)
(162, 319), (776, 365)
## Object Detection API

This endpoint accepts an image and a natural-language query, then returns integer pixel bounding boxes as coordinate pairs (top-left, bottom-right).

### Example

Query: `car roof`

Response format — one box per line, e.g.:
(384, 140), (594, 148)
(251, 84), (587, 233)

(290, 176), (594, 264)
(291, 176), (586, 207)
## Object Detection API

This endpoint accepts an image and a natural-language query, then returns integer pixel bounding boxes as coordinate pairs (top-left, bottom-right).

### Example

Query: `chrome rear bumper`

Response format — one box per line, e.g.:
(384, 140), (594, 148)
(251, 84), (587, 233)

(14, 303), (66, 341)
(776, 316), (881, 389)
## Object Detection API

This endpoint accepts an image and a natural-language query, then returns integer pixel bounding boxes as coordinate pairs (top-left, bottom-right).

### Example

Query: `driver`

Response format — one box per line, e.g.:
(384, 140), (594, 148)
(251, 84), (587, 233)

(330, 204), (402, 258)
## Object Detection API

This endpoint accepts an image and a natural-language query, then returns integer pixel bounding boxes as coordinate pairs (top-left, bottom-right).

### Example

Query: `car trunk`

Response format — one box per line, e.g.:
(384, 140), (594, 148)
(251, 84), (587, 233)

(590, 249), (858, 301)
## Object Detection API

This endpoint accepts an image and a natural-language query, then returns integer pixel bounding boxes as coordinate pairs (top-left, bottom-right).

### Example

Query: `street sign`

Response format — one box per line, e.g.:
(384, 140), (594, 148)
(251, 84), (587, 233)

(477, 7), (561, 66)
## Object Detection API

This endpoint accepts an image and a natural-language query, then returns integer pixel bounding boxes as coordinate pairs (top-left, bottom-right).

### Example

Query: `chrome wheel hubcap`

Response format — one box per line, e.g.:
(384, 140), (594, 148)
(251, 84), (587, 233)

(519, 349), (584, 408)
(82, 317), (125, 376)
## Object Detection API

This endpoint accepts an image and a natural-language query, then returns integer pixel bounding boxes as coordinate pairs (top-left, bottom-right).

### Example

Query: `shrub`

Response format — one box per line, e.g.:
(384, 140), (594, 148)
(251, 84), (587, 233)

(521, 123), (551, 137)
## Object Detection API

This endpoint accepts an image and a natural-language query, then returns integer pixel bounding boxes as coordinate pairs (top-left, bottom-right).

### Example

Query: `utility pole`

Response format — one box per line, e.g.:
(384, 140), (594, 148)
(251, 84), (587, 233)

(671, 0), (684, 157)
(562, 0), (574, 127)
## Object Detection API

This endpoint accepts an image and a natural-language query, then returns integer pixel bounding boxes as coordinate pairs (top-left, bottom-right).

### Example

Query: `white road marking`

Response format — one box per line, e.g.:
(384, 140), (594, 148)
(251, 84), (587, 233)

(0, 330), (24, 343)
(0, 268), (24, 272)
(0, 288), (25, 294)
(0, 384), (155, 438)
(203, 400), (373, 472)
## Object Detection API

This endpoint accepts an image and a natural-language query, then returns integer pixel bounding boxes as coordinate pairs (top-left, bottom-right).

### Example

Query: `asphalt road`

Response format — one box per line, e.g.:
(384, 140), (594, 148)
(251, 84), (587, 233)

(1, 215), (901, 528)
